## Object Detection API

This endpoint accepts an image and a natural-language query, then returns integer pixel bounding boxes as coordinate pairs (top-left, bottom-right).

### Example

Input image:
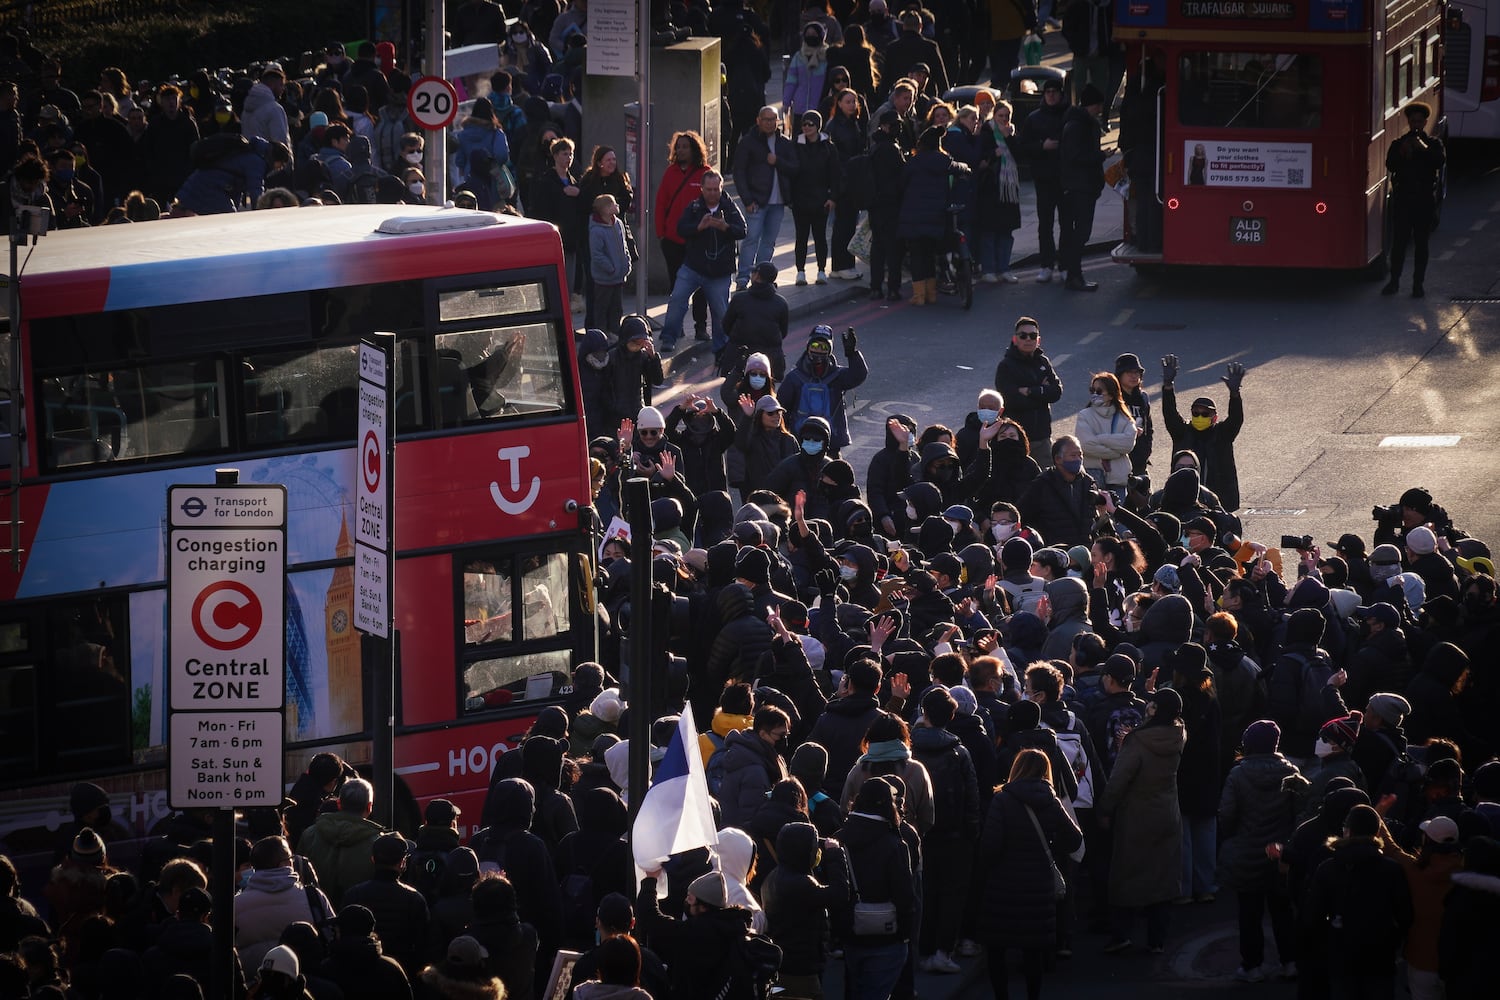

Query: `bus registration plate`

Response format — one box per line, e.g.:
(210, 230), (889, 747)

(1230, 217), (1267, 245)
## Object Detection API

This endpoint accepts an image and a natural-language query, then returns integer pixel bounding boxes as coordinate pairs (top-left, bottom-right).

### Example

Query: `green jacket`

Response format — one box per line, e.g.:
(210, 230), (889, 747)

(296, 809), (383, 908)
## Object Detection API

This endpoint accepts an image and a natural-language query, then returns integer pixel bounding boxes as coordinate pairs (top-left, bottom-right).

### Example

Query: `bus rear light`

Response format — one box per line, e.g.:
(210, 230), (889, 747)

(1315, 201), (1328, 215)
(1483, 37), (1500, 103)
(1167, 197), (1180, 210)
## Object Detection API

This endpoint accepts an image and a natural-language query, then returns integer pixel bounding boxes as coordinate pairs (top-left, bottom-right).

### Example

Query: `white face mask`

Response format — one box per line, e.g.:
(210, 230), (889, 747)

(993, 522), (1015, 541)
(404, 151), (423, 164)
(905, 504), (918, 521)
(1313, 738), (1335, 759)
(946, 519), (963, 534)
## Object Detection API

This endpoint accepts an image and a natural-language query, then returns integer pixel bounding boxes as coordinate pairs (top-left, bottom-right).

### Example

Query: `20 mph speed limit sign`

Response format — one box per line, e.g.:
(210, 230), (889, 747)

(408, 76), (458, 131)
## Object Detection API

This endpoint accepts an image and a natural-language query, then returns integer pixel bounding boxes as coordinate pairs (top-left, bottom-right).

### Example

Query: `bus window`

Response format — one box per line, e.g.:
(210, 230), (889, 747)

(1178, 53), (1323, 129)
(434, 322), (566, 423)
(42, 359), (224, 469)
(520, 552), (570, 641)
(464, 558), (514, 646)
(437, 282), (548, 323)
(243, 344), (360, 445)
(462, 649), (572, 712)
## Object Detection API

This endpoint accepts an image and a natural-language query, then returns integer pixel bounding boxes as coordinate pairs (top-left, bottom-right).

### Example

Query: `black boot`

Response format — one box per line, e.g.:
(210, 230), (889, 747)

(1381, 278), (1399, 295)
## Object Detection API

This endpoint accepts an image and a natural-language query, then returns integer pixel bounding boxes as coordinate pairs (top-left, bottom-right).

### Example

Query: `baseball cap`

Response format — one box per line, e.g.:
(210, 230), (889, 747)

(1183, 516), (1217, 538)
(1033, 547), (1068, 573)
(1328, 532), (1367, 557)
(1103, 653), (1136, 684)
(1354, 603), (1399, 628)
(808, 325), (834, 351)
(753, 395), (783, 414)
(446, 935), (489, 971)
(371, 832), (411, 866)
(1418, 815), (1458, 844)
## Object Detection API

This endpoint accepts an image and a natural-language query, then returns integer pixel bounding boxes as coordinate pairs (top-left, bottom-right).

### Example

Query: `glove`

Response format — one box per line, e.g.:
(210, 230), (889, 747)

(815, 568), (838, 598)
(1161, 354), (1179, 388)
(842, 326), (858, 356)
(1222, 362), (1246, 392)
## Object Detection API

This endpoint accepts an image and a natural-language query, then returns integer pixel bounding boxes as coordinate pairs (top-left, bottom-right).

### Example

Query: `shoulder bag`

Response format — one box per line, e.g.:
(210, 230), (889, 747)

(846, 842), (899, 937)
(1024, 801), (1068, 901)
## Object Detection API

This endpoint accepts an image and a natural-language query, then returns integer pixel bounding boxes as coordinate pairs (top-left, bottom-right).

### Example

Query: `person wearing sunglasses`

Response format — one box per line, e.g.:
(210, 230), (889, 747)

(993, 316), (1062, 461)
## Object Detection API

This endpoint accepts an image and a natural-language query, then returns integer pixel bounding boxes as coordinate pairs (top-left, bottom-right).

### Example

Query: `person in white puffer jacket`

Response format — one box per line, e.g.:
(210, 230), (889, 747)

(1074, 371), (1139, 492)
(235, 835), (333, 973)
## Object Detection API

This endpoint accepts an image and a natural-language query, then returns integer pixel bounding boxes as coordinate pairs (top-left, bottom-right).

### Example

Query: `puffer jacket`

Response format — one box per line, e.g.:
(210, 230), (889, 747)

(1075, 401), (1139, 486)
(1039, 577), (1092, 660)
(836, 811), (916, 943)
(723, 281), (790, 363)
(1217, 752), (1309, 891)
(897, 147), (965, 239)
(234, 866), (331, 972)
(734, 417), (798, 495)
(993, 342), (1063, 452)
(978, 777), (1083, 949)
(805, 693), (883, 797)
(792, 131), (842, 209)
(717, 728), (789, 830)
(704, 584), (775, 698)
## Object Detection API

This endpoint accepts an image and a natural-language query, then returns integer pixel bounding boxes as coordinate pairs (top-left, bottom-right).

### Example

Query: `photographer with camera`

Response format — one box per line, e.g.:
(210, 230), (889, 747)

(1159, 355), (1245, 512)
(1371, 486), (1466, 550)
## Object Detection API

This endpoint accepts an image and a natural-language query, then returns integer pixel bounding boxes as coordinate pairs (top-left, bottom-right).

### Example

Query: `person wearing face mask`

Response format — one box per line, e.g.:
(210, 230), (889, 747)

(733, 395), (798, 500)
(400, 166), (426, 205)
(1019, 435), (1102, 549)
(1301, 714), (1367, 821)
(1160, 354), (1246, 512)
(764, 415), (835, 518)
(956, 388), (1005, 466)
(42, 146), (92, 228)
(778, 325), (868, 457)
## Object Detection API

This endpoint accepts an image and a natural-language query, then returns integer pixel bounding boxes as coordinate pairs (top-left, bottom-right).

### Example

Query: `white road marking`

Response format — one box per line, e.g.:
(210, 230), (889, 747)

(1110, 309), (1133, 326)
(1080, 330), (1103, 344)
(1379, 435), (1461, 447)
(1471, 219), (1488, 231)
(1051, 353), (1072, 366)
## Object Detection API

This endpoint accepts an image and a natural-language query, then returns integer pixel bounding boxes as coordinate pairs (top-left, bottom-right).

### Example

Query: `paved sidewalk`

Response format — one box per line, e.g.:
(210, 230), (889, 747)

(619, 32), (1123, 380)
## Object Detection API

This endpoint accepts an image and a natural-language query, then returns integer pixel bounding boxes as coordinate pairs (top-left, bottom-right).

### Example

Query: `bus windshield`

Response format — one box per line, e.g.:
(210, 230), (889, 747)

(1178, 52), (1324, 129)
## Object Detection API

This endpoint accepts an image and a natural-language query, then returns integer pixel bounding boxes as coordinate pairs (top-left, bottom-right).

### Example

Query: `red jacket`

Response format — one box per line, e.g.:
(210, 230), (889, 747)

(655, 162), (708, 243)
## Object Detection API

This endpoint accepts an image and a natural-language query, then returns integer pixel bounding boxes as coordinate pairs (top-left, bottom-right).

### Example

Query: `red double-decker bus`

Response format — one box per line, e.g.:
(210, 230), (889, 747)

(0, 206), (595, 880)
(1111, 0), (1445, 269)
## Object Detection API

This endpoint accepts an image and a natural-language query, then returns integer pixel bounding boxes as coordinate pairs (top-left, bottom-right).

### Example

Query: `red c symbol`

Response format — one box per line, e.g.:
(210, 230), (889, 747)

(191, 581), (263, 651)
(362, 430), (381, 493)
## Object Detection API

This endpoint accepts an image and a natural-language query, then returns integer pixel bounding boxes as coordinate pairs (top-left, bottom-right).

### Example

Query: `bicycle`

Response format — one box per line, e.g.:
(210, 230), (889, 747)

(935, 202), (974, 310)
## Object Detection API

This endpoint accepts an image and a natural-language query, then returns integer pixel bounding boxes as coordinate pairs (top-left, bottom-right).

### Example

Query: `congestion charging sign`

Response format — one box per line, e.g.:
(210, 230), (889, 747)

(166, 481), (286, 809)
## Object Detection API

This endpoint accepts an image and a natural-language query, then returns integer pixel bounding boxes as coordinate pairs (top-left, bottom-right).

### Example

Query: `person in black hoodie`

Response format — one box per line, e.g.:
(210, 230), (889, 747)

(142, 887), (247, 996)
(1304, 804), (1413, 999)
(1020, 435), (1101, 549)
(636, 869), (756, 1000)
(911, 687), (981, 973)
(1265, 608), (1348, 764)
(553, 788), (634, 950)
(1057, 84), (1107, 291)
(605, 316), (663, 430)
(765, 415), (835, 518)
(319, 903), (410, 1000)
(807, 658), (887, 797)
(1159, 354), (1246, 512)
(700, 583), (776, 721)
(472, 777), (564, 972)
(665, 393), (737, 496)
(723, 261), (791, 377)
(521, 735), (579, 852)
(762, 821), (850, 995)
(464, 873), (539, 1000)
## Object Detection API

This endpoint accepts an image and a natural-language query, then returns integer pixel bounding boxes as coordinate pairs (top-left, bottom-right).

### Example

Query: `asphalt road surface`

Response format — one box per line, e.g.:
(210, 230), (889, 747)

(657, 146), (1500, 999)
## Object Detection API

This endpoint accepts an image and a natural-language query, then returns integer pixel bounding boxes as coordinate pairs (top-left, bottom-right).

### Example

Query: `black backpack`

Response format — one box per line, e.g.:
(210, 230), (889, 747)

(190, 132), (251, 169)
(714, 928), (783, 1000)
(404, 846), (447, 904)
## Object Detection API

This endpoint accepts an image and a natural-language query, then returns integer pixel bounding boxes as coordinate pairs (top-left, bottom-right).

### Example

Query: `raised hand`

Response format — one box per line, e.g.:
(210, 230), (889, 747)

(1161, 354), (1179, 387)
(1223, 361), (1246, 392)
(656, 451), (677, 480)
(739, 393), (756, 416)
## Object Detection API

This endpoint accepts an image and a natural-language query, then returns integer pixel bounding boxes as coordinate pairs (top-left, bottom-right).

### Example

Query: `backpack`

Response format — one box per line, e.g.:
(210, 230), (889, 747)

(998, 576), (1046, 615)
(791, 379), (833, 434)
(1265, 650), (1314, 726)
(1373, 734), (1428, 823)
(925, 744), (967, 834)
(1041, 710), (1096, 808)
(404, 847), (447, 904)
(705, 731), (730, 798)
(560, 855), (600, 944)
(843, 152), (876, 210)
(714, 928), (783, 1000)
(1103, 700), (1145, 769)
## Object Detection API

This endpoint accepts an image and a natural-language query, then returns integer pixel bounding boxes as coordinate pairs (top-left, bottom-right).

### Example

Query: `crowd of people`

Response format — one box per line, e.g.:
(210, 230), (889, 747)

(5, 5), (1498, 1000)
(3, 0), (1130, 317)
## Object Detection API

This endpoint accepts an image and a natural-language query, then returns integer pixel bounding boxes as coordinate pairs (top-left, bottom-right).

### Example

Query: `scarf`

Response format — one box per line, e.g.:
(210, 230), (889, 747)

(801, 39), (828, 72)
(861, 739), (911, 763)
(992, 124), (1021, 204)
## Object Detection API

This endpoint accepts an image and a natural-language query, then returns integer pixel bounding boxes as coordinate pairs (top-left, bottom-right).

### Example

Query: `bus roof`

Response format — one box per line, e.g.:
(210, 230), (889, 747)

(12, 205), (565, 318)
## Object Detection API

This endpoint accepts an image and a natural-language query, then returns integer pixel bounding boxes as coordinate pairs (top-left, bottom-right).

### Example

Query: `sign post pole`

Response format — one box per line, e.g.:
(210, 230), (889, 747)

(356, 333), (397, 828)
(167, 467), (287, 1000)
